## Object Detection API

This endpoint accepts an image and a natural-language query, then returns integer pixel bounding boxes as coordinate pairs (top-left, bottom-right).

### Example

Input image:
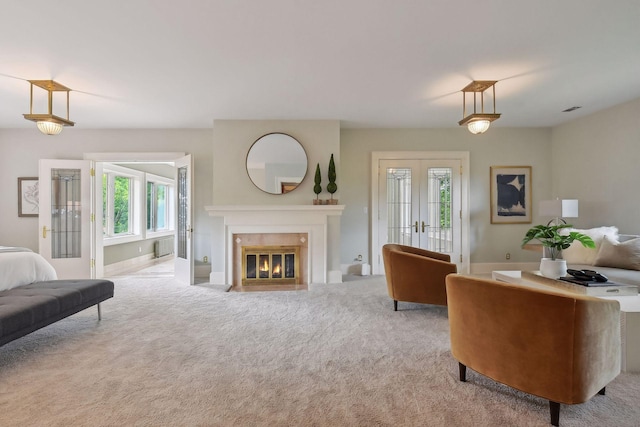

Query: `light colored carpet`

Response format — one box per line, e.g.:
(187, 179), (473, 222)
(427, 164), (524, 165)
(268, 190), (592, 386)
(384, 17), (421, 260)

(0, 274), (639, 426)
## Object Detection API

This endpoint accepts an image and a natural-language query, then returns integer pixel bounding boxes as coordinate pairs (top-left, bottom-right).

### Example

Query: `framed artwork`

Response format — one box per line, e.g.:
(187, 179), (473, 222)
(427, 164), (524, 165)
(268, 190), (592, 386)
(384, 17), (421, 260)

(490, 166), (531, 224)
(18, 177), (39, 217)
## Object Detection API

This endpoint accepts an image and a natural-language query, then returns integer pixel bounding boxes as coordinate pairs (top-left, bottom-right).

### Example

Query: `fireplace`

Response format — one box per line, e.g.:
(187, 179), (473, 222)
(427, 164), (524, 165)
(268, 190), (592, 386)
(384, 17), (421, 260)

(233, 232), (308, 287)
(205, 205), (345, 285)
(242, 245), (300, 285)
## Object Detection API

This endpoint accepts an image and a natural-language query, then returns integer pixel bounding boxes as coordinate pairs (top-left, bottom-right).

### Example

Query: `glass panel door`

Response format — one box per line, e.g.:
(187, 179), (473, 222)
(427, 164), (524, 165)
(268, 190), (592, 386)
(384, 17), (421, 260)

(174, 154), (193, 284)
(39, 160), (93, 279)
(50, 168), (82, 258)
(424, 167), (452, 252)
(386, 167), (414, 246)
(377, 158), (461, 273)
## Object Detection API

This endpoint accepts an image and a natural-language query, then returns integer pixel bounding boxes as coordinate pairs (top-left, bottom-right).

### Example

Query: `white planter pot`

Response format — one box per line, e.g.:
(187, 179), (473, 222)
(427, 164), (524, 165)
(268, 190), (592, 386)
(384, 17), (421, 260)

(540, 258), (567, 279)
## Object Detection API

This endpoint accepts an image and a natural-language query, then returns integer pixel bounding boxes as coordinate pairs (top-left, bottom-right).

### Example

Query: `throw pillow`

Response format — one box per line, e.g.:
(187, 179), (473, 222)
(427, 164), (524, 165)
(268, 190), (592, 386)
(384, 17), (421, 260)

(594, 235), (640, 270)
(560, 226), (618, 265)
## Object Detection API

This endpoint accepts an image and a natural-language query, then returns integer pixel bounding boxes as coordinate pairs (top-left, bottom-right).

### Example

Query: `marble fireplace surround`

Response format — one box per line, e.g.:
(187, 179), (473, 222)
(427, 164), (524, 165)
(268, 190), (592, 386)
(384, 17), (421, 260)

(205, 205), (345, 285)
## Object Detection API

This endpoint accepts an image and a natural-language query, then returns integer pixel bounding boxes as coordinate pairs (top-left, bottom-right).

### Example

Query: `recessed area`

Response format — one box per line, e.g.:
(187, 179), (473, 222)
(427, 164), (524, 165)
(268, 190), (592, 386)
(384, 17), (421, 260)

(233, 232), (308, 288)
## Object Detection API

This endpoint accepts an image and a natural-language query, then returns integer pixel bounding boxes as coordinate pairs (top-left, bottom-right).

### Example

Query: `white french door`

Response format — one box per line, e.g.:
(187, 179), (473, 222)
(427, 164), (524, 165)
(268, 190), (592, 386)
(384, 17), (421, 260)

(174, 154), (194, 285)
(39, 159), (95, 279)
(372, 152), (469, 275)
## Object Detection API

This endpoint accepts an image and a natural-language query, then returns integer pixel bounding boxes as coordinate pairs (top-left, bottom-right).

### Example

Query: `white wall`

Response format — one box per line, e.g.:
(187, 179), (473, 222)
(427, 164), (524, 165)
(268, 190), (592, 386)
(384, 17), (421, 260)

(0, 129), (213, 262)
(340, 127), (553, 265)
(551, 97), (640, 234)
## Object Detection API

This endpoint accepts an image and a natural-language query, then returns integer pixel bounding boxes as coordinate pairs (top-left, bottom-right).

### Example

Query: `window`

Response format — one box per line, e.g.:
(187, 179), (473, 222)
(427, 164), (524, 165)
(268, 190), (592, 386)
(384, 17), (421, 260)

(103, 165), (175, 245)
(146, 173), (174, 234)
(103, 165), (143, 241)
(147, 181), (171, 231)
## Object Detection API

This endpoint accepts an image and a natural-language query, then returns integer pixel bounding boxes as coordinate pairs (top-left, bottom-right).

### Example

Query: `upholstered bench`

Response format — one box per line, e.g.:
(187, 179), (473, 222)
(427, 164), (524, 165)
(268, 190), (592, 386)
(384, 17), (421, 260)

(0, 279), (114, 347)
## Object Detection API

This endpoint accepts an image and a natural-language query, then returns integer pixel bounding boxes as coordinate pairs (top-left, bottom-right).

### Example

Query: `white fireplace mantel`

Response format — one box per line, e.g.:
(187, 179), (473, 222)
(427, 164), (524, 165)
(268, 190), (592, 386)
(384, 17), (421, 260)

(205, 205), (345, 285)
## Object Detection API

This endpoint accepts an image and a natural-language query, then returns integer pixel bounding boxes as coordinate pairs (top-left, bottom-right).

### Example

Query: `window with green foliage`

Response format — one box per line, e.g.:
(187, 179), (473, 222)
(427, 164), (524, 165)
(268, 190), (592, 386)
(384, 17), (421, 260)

(103, 165), (141, 239)
(113, 176), (131, 234)
(103, 165), (174, 243)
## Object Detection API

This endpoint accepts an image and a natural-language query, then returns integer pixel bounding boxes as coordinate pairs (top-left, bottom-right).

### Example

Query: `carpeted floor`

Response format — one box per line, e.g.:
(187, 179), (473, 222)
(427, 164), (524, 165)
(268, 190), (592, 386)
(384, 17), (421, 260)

(0, 272), (638, 426)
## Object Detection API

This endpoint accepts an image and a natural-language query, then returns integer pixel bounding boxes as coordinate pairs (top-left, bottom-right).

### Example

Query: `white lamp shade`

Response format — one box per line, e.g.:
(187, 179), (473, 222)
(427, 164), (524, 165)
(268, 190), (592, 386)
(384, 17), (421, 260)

(467, 120), (491, 134)
(539, 199), (579, 218)
(36, 121), (63, 135)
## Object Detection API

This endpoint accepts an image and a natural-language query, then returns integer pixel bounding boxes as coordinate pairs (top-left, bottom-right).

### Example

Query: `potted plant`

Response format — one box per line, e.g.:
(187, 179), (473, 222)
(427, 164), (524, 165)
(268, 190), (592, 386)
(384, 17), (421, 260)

(313, 163), (322, 204)
(326, 153), (337, 204)
(521, 224), (595, 278)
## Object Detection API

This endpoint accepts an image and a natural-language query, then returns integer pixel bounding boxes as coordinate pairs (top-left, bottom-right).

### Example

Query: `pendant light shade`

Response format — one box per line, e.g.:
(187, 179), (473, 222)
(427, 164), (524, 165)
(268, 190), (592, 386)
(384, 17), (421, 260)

(23, 80), (75, 135)
(36, 121), (64, 135)
(459, 80), (500, 134)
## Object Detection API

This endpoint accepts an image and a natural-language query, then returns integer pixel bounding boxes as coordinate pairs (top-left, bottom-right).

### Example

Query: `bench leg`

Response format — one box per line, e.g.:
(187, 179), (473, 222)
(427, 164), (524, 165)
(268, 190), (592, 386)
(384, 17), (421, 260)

(394, 300), (398, 311)
(97, 303), (102, 321)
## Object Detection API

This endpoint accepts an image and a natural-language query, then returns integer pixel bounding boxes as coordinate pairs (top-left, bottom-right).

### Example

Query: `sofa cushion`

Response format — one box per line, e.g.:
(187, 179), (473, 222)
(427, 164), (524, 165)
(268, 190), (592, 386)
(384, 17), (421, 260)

(561, 226), (618, 265)
(595, 235), (640, 271)
(0, 295), (61, 336)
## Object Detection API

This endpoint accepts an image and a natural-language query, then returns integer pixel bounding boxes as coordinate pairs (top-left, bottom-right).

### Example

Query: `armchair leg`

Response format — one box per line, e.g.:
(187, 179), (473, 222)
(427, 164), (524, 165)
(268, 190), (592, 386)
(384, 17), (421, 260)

(459, 362), (467, 382)
(549, 401), (560, 426)
(394, 300), (398, 311)
(598, 387), (606, 396)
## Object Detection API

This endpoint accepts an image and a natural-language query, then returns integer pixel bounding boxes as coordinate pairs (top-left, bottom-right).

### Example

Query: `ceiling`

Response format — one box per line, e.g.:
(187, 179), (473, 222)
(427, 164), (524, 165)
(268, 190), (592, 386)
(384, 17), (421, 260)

(1, 0), (639, 130)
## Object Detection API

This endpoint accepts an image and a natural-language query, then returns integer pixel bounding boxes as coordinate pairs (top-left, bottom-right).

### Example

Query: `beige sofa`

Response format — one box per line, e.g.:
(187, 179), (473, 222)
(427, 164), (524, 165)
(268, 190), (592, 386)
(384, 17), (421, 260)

(446, 274), (621, 426)
(382, 244), (457, 311)
(562, 231), (640, 286)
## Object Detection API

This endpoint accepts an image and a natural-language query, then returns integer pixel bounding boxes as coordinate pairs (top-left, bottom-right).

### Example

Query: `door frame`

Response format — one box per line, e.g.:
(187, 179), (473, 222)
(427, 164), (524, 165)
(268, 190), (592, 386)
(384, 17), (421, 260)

(83, 152), (187, 279)
(371, 151), (470, 274)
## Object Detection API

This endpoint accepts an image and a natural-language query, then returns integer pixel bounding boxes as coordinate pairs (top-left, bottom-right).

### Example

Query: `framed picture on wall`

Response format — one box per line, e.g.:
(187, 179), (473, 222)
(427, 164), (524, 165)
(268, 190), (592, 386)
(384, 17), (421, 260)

(490, 166), (532, 224)
(18, 177), (39, 217)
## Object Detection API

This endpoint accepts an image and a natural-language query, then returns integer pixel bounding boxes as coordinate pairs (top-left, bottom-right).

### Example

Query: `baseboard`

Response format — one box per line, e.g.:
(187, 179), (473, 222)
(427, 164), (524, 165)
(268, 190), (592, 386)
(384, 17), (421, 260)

(210, 271), (226, 285)
(470, 262), (539, 275)
(104, 254), (156, 276)
(328, 270), (343, 283)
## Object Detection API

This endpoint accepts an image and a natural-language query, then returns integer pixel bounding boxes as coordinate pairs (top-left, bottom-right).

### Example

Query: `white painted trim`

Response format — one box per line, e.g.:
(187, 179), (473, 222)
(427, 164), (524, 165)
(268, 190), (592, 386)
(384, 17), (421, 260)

(104, 253), (156, 276)
(84, 152), (186, 162)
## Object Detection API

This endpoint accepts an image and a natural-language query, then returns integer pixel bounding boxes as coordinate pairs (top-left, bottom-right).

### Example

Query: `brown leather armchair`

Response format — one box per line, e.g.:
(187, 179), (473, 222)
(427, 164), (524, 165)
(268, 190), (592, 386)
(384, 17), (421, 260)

(446, 274), (621, 426)
(382, 244), (457, 311)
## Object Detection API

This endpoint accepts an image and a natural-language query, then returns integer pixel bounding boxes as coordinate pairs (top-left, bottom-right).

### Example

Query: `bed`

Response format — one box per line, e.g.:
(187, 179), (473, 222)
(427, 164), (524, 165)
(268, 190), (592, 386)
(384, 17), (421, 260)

(0, 246), (58, 291)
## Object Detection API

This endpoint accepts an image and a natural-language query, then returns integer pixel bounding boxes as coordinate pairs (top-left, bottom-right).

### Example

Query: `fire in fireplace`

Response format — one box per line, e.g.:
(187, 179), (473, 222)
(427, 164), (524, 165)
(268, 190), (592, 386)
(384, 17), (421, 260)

(242, 246), (300, 285)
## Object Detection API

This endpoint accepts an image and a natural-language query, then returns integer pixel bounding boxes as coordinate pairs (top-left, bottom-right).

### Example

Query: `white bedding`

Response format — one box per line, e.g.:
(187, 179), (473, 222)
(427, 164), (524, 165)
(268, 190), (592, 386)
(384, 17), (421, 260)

(0, 247), (58, 291)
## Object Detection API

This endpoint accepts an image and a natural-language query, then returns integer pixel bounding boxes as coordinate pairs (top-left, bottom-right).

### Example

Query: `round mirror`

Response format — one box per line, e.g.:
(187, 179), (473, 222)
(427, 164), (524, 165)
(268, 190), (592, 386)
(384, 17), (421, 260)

(246, 133), (308, 194)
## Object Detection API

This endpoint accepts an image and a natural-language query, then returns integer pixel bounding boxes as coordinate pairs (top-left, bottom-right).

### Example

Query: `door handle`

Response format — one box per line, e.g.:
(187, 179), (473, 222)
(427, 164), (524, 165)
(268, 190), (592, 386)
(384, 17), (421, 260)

(42, 226), (53, 238)
(414, 221), (419, 233)
(422, 221), (427, 233)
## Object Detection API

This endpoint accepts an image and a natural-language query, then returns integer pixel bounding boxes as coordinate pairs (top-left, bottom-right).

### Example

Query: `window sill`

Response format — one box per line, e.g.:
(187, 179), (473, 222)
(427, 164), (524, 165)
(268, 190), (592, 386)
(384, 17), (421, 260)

(103, 234), (142, 246)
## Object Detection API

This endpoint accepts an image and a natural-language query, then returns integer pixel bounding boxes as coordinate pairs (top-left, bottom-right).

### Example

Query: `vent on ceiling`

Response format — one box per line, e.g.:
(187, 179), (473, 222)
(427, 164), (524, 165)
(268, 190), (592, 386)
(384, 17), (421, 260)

(562, 106), (582, 112)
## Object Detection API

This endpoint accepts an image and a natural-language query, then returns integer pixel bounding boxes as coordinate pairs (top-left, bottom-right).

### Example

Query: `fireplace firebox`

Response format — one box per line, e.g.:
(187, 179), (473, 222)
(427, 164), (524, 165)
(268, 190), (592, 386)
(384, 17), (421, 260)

(242, 245), (300, 285)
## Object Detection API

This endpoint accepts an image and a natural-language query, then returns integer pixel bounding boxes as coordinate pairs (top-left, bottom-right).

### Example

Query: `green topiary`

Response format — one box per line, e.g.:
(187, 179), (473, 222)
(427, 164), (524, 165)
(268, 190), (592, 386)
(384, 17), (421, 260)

(314, 163), (322, 199)
(327, 154), (337, 198)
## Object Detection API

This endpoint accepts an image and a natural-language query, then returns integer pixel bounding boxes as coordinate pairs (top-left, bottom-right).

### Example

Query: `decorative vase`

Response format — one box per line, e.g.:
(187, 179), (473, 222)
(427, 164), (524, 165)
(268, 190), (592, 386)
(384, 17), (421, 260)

(539, 258), (567, 279)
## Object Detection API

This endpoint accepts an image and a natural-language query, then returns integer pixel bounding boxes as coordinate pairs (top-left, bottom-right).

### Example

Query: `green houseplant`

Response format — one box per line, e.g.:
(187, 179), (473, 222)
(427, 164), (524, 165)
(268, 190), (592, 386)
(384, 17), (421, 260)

(326, 153), (337, 204)
(313, 163), (322, 204)
(521, 223), (595, 278)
